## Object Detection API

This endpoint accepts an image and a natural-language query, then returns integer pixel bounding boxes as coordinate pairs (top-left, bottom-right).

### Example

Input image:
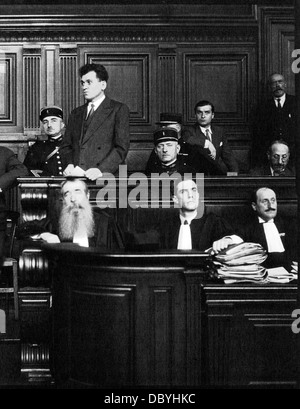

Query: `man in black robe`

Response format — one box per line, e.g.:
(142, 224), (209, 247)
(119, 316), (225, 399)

(37, 178), (124, 250)
(159, 178), (233, 251)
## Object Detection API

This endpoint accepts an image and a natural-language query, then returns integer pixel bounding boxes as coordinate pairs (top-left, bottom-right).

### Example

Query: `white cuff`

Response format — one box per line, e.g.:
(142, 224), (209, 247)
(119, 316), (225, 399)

(224, 235), (243, 245)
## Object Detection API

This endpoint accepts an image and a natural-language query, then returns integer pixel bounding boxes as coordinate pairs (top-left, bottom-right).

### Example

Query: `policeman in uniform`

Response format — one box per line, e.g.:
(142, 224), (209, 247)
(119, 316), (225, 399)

(146, 113), (226, 176)
(145, 128), (196, 176)
(24, 106), (66, 177)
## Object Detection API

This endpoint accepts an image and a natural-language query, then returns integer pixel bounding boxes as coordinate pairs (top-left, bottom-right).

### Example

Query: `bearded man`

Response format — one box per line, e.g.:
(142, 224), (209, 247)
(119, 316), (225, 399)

(38, 178), (123, 249)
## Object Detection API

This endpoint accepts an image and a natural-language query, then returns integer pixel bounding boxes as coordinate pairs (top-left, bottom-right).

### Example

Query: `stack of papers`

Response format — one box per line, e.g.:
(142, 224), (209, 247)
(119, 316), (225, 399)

(213, 242), (268, 284)
(291, 262), (298, 275)
(266, 267), (297, 284)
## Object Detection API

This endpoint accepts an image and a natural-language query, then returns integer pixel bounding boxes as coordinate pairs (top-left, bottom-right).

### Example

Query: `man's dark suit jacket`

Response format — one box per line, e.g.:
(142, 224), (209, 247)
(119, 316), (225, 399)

(236, 217), (294, 270)
(0, 147), (29, 225)
(249, 164), (295, 177)
(61, 97), (130, 174)
(182, 124), (239, 173)
(0, 147), (29, 262)
(160, 212), (233, 251)
(251, 94), (297, 166)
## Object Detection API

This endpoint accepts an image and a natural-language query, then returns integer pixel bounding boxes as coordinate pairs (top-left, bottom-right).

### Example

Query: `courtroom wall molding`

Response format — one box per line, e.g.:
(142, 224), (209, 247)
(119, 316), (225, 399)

(0, 4), (258, 27)
(0, 27), (258, 44)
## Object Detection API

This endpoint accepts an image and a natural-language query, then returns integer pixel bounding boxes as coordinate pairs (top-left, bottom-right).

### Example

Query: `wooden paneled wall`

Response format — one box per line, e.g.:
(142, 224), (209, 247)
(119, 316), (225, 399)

(0, 3), (295, 173)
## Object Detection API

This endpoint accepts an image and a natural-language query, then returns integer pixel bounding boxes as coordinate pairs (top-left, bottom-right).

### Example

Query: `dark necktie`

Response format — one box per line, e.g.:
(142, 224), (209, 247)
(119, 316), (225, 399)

(205, 129), (211, 141)
(82, 103), (95, 139)
(86, 103), (95, 124)
(277, 99), (282, 110)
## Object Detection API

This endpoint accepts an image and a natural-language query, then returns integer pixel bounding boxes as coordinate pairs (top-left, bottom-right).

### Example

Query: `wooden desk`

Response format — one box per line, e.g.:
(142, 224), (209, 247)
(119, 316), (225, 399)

(43, 243), (299, 388)
(204, 283), (298, 388)
(14, 176), (298, 387)
(43, 244), (211, 388)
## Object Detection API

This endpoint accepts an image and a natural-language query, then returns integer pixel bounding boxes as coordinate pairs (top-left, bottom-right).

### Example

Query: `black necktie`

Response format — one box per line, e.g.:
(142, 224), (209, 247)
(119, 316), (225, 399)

(82, 104), (95, 139)
(86, 103), (95, 124)
(205, 129), (211, 141)
(277, 99), (282, 110)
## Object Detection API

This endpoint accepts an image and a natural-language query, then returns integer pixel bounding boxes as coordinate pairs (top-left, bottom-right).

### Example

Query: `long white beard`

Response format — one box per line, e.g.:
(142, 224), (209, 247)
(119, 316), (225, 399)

(58, 200), (95, 241)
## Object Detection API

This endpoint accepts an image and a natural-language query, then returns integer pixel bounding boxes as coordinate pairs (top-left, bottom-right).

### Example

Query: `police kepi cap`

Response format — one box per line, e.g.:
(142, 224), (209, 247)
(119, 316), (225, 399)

(154, 128), (179, 145)
(156, 112), (182, 126)
(40, 105), (63, 121)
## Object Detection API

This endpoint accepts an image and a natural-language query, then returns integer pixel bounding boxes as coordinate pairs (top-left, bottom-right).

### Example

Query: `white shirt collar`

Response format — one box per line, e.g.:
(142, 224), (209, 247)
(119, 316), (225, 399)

(258, 216), (274, 224)
(88, 94), (106, 111)
(179, 210), (198, 225)
(274, 93), (286, 106)
(200, 126), (212, 135)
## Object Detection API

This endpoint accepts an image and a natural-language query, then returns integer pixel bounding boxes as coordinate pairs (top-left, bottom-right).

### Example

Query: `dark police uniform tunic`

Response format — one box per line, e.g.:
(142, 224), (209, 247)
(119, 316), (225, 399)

(145, 154), (196, 176)
(24, 137), (65, 177)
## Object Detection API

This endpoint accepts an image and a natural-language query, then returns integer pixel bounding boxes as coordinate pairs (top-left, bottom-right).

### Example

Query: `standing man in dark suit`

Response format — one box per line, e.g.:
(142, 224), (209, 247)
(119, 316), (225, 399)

(62, 63), (130, 180)
(0, 148), (29, 265)
(212, 187), (295, 270)
(159, 178), (234, 251)
(251, 73), (297, 166)
(182, 100), (239, 174)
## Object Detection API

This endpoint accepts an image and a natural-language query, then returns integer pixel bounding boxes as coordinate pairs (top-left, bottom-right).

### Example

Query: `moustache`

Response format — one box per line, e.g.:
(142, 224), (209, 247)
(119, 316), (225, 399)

(66, 203), (84, 212)
(266, 208), (276, 212)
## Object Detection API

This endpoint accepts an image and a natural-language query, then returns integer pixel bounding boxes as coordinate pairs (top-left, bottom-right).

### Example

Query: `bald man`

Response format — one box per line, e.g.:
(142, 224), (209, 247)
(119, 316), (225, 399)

(213, 187), (295, 270)
(250, 140), (294, 176)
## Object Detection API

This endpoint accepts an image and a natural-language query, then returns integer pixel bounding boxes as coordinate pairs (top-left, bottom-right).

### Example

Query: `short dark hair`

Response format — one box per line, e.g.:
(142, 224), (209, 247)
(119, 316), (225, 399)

(194, 100), (215, 114)
(171, 176), (198, 198)
(79, 63), (109, 82)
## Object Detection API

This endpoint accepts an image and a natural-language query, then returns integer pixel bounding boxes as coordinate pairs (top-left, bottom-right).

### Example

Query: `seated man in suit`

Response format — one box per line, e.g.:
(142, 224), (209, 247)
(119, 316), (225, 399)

(212, 187), (295, 269)
(24, 106), (67, 177)
(182, 100), (239, 174)
(159, 178), (234, 250)
(0, 147), (29, 266)
(36, 178), (124, 250)
(250, 140), (294, 176)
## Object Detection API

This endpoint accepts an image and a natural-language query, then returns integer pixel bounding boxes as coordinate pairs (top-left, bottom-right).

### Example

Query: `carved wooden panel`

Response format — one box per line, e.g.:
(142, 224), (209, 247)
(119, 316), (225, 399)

(178, 45), (257, 126)
(0, 53), (14, 123)
(149, 286), (173, 385)
(59, 52), (78, 125)
(158, 51), (177, 116)
(69, 284), (136, 386)
(23, 54), (41, 130)
(205, 285), (298, 387)
(78, 46), (158, 135)
(259, 7), (295, 96)
(0, 47), (23, 130)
